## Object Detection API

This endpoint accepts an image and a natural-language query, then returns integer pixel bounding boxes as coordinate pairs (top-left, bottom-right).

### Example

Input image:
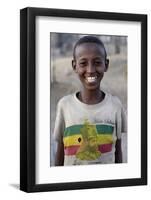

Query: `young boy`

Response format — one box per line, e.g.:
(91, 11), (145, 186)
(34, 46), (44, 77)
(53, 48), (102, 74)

(54, 36), (127, 166)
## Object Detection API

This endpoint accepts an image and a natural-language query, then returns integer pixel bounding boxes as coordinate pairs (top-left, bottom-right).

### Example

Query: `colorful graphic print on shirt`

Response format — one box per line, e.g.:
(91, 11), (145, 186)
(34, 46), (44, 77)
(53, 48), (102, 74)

(63, 120), (115, 161)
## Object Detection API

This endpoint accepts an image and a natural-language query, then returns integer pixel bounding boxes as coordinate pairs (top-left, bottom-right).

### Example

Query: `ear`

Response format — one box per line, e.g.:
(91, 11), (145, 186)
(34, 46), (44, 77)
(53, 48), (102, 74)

(105, 58), (109, 72)
(72, 60), (77, 72)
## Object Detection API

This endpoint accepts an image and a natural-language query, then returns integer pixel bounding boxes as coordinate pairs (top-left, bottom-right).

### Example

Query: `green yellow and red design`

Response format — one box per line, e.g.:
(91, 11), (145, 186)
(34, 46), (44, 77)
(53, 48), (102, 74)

(63, 120), (115, 160)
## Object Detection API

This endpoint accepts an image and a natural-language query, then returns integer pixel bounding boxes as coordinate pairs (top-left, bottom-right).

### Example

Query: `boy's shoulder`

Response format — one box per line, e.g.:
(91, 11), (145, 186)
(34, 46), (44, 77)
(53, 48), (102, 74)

(107, 92), (123, 108)
(57, 93), (75, 107)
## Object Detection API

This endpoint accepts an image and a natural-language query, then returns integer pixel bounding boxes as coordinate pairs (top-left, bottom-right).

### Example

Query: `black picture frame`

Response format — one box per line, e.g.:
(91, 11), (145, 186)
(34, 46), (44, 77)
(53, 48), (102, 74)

(20, 7), (147, 192)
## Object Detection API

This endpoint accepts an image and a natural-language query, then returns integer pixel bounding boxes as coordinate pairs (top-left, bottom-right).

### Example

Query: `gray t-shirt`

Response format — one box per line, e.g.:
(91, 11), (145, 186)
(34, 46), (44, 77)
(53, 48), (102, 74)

(54, 92), (127, 165)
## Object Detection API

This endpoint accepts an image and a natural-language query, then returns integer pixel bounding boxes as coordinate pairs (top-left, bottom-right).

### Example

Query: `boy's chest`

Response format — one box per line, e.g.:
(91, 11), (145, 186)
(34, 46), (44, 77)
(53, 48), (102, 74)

(63, 104), (117, 128)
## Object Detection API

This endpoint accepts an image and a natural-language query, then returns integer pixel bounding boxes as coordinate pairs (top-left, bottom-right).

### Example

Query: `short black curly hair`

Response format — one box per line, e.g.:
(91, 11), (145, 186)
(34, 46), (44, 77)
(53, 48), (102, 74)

(73, 35), (107, 60)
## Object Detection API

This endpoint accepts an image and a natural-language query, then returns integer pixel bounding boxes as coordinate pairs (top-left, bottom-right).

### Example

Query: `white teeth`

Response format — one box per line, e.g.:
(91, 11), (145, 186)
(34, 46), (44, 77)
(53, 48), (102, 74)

(86, 76), (97, 83)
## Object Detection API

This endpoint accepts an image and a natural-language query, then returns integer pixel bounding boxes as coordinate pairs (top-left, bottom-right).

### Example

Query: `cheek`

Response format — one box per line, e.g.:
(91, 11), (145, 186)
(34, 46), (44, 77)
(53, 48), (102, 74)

(76, 68), (85, 75)
(96, 66), (106, 73)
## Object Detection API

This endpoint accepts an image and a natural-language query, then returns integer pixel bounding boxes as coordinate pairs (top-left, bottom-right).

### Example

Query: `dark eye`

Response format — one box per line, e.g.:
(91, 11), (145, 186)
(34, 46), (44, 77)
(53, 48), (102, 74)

(79, 62), (86, 67)
(94, 61), (102, 65)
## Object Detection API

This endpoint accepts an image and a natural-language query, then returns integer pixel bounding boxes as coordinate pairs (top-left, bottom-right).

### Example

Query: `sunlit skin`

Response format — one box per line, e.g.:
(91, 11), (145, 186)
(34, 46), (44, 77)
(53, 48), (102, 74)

(72, 42), (109, 105)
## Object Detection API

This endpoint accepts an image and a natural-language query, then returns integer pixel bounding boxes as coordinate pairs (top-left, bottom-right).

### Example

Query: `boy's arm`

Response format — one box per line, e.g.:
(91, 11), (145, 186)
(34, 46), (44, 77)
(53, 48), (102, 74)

(115, 138), (122, 163)
(55, 139), (64, 166)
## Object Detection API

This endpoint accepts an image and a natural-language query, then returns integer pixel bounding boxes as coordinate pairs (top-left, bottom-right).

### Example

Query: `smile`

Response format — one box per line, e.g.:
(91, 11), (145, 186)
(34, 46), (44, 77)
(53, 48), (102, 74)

(86, 76), (97, 83)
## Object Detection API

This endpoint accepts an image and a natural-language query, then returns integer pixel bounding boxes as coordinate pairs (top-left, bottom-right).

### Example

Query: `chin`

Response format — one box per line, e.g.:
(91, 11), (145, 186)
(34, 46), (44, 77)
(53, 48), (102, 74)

(84, 84), (100, 91)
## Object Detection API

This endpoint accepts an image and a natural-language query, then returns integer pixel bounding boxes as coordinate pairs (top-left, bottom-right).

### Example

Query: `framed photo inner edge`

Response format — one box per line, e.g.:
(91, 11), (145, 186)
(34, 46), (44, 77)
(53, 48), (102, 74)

(20, 7), (147, 192)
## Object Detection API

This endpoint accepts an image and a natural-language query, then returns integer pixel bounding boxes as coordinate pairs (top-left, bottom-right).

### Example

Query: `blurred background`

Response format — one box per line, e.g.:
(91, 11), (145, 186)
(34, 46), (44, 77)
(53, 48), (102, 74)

(50, 33), (127, 166)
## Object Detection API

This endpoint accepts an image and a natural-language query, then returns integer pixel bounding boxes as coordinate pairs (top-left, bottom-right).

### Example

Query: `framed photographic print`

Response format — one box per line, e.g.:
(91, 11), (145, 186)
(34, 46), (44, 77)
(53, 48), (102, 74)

(20, 7), (147, 192)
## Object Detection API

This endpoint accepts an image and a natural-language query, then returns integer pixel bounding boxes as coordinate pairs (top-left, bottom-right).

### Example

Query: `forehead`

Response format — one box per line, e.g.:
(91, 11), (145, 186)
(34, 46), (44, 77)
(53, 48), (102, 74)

(75, 42), (105, 59)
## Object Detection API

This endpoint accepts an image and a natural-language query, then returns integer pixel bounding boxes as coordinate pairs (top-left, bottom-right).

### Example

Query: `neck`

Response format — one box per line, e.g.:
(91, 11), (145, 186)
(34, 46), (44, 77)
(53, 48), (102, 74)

(79, 89), (104, 105)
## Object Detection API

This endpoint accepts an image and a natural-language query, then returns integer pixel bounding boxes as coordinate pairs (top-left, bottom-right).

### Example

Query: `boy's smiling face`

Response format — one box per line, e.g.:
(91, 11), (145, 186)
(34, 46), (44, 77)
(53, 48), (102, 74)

(72, 42), (109, 91)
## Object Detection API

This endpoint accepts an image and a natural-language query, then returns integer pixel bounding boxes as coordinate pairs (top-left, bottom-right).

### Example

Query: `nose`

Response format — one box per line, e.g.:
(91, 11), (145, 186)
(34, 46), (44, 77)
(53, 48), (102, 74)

(86, 62), (96, 73)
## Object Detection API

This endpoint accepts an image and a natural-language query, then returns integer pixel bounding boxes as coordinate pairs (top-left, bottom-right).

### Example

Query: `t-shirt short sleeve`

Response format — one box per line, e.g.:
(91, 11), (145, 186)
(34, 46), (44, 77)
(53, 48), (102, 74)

(116, 103), (127, 139)
(53, 100), (65, 142)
